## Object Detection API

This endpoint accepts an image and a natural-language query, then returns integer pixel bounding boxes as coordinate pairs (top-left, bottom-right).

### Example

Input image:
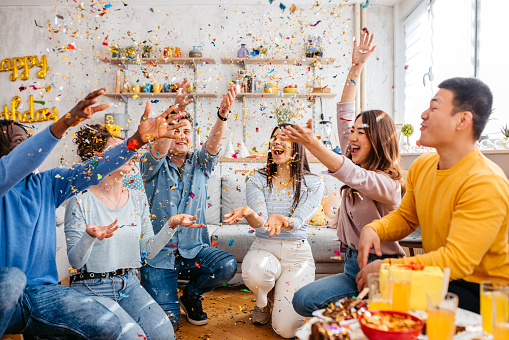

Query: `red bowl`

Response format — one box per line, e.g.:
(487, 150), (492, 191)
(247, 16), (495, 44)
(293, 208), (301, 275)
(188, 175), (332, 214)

(358, 310), (424, 340)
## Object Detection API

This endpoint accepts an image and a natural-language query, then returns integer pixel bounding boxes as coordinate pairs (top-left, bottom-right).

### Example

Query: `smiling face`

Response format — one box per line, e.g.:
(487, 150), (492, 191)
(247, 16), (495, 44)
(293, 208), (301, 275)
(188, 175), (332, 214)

(269, 129), (293, 165)
(167, 118), (193, 156)
(0, 124), (29, 157)
(419, 89), (459, 149)
(349, 116), (372, 167)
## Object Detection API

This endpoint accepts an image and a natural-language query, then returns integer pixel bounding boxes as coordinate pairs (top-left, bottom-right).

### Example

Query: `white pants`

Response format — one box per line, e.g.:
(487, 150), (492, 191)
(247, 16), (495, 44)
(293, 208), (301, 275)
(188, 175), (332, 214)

(242, 238), (316, 338)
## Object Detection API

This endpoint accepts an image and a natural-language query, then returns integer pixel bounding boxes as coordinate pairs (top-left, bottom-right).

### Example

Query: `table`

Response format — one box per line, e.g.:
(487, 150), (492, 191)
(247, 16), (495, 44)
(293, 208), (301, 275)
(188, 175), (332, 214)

(296, 308), (483, 339)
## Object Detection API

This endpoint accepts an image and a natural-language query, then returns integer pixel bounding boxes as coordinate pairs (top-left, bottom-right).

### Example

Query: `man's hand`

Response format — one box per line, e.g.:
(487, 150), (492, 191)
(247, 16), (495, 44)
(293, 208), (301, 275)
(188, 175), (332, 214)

(352, 33), (377, 65)
(218, 85), (237, 118)
(86, 219), (119, 241)
(358, 227), (382, 270)
(168, 214), (206, 228)
(174, 79), (194, 113)
(265, 214), (288, 237)
(356, 259), (383, 291)
(223, 206), (253, 225)
(51, 88), (110, 139)
(281, 119), (318, 147)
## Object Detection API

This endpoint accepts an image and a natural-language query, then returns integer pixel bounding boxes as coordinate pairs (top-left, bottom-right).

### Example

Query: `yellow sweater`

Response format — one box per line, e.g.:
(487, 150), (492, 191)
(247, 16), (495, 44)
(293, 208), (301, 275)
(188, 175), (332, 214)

(368, 148), (509, 283)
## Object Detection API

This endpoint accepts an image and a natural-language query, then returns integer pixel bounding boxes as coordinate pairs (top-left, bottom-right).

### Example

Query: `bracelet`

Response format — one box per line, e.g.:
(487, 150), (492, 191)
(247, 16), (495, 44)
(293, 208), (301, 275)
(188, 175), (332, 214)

(217, 109), (228, 121)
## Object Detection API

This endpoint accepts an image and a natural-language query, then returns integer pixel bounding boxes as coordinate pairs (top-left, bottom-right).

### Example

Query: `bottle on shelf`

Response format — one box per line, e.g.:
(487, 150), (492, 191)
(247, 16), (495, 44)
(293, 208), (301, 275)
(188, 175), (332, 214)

(237, 44), (249, 58)
(174, 47), (181, 58)
(122, 70), (130, 93)
(115, 70), (121, 93)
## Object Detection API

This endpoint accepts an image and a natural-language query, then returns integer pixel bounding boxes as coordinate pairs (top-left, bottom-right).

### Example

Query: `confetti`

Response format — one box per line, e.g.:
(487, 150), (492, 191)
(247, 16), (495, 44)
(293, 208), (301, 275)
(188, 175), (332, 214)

(190, 192), (195, 199)
(195, 261), (201, 268)
(211, 240), (218, 246)
(312, 20), (321, 26)
(33, 100), (45, 105)
(228, 240), (234, 246)
(279, 3), (286, 11)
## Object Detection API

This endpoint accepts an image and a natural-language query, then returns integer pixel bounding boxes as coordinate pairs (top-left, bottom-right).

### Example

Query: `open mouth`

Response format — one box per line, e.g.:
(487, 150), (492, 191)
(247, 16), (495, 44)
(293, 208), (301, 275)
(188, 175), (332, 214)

(351, 146), (360, 155)
(273, 149), (284, 155)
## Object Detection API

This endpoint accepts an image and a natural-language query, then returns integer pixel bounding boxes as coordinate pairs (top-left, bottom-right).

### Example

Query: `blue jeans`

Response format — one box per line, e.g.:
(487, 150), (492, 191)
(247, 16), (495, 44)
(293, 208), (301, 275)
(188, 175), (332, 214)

(0, 267), (26, 336)
(3, 272), (121, 339)
(71, 269), (174, 340)
(140, 247), (237, 326)
(292, 247), (399, 317)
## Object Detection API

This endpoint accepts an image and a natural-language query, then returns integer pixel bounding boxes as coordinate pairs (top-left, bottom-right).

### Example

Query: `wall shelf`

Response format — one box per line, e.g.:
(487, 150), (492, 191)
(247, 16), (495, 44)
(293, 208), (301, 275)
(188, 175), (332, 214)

(104, 92), (218, 99)
(100, 57), (216, 65)
(235, 92), (337, 99)
(220, 57), (335, 66)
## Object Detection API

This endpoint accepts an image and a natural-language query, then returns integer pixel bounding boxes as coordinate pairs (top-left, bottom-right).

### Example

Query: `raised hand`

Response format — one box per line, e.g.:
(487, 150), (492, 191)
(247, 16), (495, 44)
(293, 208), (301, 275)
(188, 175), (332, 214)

(218, 85), (237, 118)
(136, 102), (187, 143)
(174, 78), (194, 113)
(352, 33), (377, 65)
(223, 206), (253, 225)
(281, 120), (317, 147)
(86, 219), (119, 241)
(168, 214), (206, 228)
(265, 214), (288, 237)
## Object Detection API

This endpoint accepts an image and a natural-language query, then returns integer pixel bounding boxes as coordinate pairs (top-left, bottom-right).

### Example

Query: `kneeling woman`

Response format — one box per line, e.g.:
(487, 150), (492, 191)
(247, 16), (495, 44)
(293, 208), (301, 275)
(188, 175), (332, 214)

(65, 124), (205, 340)
(224, 125), (324, 338)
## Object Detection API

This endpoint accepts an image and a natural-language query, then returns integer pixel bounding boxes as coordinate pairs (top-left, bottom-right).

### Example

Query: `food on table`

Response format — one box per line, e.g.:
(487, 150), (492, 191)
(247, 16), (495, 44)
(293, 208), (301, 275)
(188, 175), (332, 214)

(310, 321), (350, 340)
(322, 297), (368, 321)
(360, 312), (421, 332)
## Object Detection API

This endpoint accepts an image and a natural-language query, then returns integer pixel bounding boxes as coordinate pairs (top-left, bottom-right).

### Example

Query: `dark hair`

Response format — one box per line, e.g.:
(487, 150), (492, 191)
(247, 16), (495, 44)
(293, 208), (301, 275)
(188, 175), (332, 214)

(73, 124), (116, 161)
(438, 77), (493, 140)
(0, 120), (31, 158)
(257, 123), (313, 212)
(341, 110), (405, 203)
(180, 112), (193, 126)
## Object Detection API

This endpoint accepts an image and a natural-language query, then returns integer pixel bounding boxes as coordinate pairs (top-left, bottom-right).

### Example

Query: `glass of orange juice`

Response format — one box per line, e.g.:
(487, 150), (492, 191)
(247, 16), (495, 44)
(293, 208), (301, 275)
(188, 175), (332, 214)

(368, 272), (392, 311)
(390, 267), (411, 313)
(481, 281), (508, 334)
(427, 292), (458, 340)
(492, 288), (509, 340)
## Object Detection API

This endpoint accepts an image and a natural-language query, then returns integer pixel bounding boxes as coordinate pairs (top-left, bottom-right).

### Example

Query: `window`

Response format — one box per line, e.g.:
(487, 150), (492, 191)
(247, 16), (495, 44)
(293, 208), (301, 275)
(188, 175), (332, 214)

(403, 0), (508, 140)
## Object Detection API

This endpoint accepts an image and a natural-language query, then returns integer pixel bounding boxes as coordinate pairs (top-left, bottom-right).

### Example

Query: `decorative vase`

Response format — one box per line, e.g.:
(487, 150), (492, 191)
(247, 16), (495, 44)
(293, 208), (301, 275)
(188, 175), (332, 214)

(237, 44), (249, 58)
(189, 46), (203, 58)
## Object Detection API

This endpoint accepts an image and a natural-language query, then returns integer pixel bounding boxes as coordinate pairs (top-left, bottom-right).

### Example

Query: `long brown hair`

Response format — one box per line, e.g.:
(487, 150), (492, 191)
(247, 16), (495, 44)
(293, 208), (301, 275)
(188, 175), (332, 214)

(341, 110), (405, 203)
(74, 124), (115, 161)
(257, 124), (314, 212)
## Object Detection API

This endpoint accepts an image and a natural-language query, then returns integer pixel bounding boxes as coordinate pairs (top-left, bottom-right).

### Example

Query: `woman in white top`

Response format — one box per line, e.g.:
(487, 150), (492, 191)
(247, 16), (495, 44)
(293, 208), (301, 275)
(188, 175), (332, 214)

(65, 124), (204, 340)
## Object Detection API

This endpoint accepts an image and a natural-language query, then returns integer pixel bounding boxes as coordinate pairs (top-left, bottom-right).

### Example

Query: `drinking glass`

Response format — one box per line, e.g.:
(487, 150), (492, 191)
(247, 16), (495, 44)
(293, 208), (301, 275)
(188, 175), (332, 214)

(427, 291), (458, 340)
(492, 288), (509, 340)
(481, 281), (509, 334)
(368, 272), (392, 311)
(390, 267), (411, 313)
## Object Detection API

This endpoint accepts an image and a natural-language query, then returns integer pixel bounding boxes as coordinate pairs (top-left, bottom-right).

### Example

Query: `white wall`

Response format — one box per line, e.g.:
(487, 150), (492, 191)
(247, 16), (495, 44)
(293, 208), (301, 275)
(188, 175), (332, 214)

(0, 1), (394, 171)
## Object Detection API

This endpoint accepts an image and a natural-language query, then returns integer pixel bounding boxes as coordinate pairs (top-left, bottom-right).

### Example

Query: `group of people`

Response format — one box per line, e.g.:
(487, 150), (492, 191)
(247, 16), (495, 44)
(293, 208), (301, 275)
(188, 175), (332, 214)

(1, 32), (509, 339)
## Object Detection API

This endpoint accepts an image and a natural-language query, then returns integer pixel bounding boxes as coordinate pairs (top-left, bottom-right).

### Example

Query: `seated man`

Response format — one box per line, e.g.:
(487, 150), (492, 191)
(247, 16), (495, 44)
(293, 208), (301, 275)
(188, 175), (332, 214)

(0, 89), (186, 338)
(140, 81), (238, 327)
(357, 77), (509, 314)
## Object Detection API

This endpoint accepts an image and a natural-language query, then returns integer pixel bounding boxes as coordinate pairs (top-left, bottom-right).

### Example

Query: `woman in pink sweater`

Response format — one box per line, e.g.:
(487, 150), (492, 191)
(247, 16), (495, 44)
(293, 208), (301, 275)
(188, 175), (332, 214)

(286, 33), (406, 316)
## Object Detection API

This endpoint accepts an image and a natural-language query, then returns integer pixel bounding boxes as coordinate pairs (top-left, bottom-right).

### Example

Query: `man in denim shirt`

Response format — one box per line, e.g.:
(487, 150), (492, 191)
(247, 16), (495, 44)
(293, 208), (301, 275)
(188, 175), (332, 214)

(140, 81), (237, 327)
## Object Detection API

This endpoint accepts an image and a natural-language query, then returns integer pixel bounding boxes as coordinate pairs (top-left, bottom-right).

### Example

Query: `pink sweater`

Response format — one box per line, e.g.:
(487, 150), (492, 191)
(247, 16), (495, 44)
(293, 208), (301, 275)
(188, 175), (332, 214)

(330, 102), (406, 257)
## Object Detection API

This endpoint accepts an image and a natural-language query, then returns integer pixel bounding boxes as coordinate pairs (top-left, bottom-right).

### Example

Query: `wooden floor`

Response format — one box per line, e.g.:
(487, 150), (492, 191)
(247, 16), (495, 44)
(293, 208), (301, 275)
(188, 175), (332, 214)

(176, 286), (286, 340)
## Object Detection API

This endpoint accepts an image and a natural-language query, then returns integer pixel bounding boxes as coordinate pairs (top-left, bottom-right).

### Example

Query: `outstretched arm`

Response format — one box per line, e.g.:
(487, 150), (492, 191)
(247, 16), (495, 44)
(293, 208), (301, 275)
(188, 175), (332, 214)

(205, 85), (237, 156)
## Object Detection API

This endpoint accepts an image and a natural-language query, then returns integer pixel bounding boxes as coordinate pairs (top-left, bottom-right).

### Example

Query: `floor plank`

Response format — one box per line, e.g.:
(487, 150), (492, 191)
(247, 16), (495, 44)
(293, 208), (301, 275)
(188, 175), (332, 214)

(176, 286), (284, 339)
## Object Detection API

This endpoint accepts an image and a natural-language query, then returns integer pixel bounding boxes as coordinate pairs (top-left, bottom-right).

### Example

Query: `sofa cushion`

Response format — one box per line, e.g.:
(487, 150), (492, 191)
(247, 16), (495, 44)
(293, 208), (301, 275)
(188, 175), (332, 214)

(205, 168), (222, 225)
(221, 170), (250, 224)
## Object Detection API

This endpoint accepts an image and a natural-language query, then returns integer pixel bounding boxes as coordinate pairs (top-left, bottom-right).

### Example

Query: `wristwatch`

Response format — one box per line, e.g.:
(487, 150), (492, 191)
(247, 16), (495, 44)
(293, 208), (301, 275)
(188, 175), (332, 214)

(217, 109), (229, 121)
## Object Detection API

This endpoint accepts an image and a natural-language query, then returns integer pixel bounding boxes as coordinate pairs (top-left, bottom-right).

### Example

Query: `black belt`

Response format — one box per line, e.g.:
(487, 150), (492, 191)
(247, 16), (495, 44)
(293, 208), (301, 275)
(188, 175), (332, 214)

(70, 268), (131, 282)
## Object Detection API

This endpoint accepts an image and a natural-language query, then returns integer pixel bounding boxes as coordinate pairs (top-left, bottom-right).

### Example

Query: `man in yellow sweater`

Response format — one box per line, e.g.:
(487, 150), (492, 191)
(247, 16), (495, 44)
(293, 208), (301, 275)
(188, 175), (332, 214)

(356, 77), (509, 313)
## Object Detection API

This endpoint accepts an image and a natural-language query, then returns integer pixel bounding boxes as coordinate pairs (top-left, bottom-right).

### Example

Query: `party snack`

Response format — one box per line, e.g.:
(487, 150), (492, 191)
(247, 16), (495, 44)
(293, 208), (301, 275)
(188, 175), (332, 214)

(323, 297), (368, 321)
(310, 321), (351, 340)
(360, 312), (420, 332)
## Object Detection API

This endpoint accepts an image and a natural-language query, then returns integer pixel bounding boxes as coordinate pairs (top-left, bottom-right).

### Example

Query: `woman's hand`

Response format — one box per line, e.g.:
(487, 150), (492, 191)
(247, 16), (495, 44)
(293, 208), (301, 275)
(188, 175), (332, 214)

(168, 214), (206, 228)
(281, 119), (318, 147)
(223, 206), (253, 225)
(86, 219), (119, 241)
(265, 214), (288, 237)
(352, 33), (377, 66)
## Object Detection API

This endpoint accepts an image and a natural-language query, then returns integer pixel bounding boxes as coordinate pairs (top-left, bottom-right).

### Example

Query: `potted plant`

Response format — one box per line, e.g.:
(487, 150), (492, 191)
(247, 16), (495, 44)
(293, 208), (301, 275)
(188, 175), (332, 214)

(126, 45), (136, 59)
(111, 44), (120, 58)
(401, 123), (415, 147)
(142, 45), (152, 58)
(500, 124), (509, 140)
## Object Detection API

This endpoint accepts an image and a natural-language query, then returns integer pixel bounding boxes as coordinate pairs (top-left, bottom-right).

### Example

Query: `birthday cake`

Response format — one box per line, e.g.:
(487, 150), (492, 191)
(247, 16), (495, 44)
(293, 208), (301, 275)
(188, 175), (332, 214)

(379, 263), (443, 310)
(310, 321), (351, 340)
(322, 297), (368, 321)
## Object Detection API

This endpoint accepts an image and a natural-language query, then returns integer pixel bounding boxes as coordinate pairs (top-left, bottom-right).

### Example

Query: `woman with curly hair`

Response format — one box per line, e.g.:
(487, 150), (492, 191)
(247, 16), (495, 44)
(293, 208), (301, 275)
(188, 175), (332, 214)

(65, 123), (205, 340)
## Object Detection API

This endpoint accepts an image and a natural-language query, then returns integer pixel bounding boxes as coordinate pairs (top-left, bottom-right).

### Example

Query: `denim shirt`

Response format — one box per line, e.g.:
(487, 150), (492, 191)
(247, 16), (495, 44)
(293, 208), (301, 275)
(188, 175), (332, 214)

(140, 143), (218, 269)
